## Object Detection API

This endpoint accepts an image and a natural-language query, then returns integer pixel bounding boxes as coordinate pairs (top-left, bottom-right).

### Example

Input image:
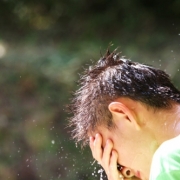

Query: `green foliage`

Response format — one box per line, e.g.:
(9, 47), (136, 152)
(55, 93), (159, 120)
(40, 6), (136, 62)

(0, 0), (180, 180)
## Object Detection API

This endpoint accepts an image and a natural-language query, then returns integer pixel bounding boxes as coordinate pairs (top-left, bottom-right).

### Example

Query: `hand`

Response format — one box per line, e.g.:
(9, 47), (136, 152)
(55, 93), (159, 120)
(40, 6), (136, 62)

(89, 133), (124, 180)
(89, 133), (141, 180)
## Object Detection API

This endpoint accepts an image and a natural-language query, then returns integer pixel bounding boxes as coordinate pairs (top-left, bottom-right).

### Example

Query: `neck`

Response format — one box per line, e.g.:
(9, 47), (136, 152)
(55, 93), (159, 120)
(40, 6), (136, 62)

(137, 103), (180, 179)
(143, 103), (180, 145)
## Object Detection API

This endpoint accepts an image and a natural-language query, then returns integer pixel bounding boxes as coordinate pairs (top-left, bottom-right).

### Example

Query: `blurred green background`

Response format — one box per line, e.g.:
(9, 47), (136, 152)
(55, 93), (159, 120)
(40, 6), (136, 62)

(0, 0), (180, 180)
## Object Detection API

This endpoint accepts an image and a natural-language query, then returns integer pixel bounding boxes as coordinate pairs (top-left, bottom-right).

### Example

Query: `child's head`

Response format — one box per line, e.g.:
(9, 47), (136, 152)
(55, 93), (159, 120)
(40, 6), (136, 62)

(69, 49), (180, 145)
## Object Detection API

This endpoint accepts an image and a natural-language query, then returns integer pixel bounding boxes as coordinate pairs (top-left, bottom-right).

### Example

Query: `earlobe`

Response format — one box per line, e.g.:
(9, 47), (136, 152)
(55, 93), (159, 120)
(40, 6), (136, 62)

(108, 102), (140, 130)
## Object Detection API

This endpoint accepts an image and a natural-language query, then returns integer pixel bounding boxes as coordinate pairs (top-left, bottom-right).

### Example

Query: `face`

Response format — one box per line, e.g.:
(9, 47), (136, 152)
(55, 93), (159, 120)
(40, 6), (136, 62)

(96, 124), (157, 180)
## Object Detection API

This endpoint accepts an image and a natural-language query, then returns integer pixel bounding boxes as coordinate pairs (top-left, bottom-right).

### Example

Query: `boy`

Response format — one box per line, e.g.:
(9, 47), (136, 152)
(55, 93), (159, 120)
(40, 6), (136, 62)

(69, 49), (180, 180)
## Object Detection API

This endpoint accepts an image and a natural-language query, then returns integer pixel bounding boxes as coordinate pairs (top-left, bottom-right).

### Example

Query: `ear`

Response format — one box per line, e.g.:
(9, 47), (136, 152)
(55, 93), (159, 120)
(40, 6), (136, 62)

(108, 102), (140, 130)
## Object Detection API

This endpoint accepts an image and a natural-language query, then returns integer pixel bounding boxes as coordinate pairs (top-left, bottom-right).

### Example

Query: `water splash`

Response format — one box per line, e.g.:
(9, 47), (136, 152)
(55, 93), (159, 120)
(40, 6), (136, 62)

(98, 168), (104, 180)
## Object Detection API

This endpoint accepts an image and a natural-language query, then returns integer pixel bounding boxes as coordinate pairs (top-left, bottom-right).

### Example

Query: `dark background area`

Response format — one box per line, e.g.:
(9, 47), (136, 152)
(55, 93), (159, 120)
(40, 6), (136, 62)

(0, 0), (180, 180)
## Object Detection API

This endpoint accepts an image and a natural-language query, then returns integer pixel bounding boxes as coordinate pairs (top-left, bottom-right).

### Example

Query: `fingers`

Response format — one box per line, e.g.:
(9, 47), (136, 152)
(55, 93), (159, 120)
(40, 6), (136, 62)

(102, 139), (113, 170)
(106, 149), (124, 180)
(89, 134), (139, 180)
(89, 134), (103, 162)
(94, 134), (103, 162)
(89, 134), (121, 180)
(90, 134), (113, 169)
(109, 150), (118, 173)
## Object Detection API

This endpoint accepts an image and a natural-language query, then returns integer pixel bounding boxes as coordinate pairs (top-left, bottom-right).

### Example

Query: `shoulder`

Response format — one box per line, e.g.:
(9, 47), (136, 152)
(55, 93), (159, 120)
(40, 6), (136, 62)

(155, 135), (180, 159)
(150, 135), (180, 180)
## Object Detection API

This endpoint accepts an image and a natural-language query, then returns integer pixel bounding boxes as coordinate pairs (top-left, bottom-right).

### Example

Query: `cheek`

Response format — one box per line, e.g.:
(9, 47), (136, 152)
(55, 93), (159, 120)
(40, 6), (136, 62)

(115, 140), (137, 167)
(117, 148), (134, 166)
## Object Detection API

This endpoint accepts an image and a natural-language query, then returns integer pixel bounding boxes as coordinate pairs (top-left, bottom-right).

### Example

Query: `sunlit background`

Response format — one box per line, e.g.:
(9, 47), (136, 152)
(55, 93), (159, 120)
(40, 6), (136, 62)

(0, 1), (180, 180)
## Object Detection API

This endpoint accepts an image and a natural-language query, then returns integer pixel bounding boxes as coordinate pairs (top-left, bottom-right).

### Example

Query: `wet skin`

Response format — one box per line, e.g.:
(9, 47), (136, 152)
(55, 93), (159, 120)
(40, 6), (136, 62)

(89, 134), (141, 180)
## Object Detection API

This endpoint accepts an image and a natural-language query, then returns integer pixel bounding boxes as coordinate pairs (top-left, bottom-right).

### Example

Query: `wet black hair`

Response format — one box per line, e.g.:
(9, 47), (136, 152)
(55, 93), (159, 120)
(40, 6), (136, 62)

(69, 49), (180, 146)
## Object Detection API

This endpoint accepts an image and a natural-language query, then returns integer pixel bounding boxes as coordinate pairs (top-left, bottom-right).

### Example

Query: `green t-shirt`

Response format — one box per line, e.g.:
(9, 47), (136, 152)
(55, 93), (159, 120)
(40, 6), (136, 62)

(150, 135), (180, 180)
